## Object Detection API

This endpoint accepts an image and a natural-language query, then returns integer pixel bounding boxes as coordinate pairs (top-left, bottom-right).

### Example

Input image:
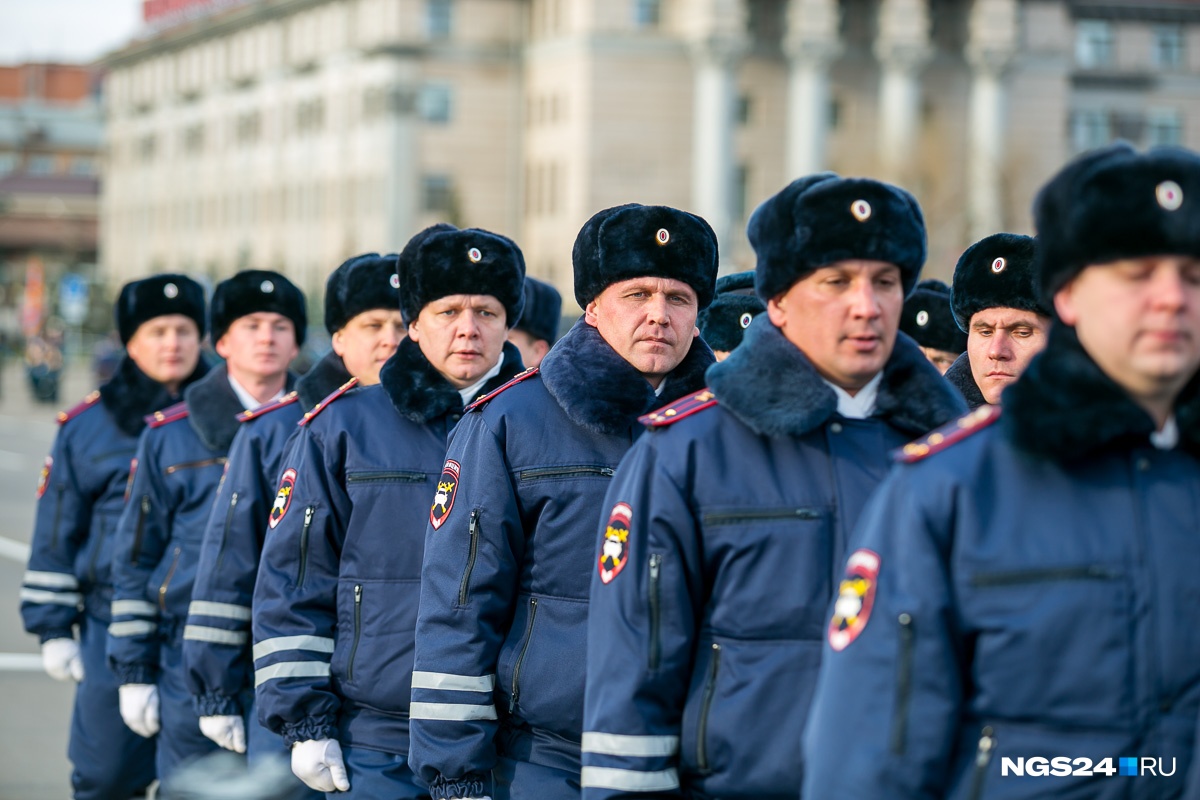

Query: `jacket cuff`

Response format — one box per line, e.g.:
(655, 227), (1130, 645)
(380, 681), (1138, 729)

(280, 716), (339, 748)
(38, 628), (75, 645)
(113, 662), (159, 685)
(430, 776), (490, 800)
(193, 691), (242, 717)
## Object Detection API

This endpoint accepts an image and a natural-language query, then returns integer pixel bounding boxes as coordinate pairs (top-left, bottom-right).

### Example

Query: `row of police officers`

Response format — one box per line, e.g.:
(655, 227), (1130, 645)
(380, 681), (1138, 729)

(19, 140), (1200, 799)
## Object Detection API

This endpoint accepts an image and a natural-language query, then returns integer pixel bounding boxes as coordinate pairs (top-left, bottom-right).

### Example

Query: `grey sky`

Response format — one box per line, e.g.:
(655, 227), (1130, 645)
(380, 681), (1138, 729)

(0, 0), (143, 65)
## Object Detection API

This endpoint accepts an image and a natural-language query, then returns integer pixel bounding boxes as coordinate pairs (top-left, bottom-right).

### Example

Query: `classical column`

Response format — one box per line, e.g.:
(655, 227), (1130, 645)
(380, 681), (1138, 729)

(874, 0), (931, 185)
(384, 57), (421, 250)
(965, 0), (1018, 240)
(784, 0), (841, 179)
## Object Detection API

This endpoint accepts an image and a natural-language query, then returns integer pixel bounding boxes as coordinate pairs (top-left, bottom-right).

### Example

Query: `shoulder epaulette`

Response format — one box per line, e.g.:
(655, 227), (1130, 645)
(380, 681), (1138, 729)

(466, 367), (540, 412)
(145, 401), (190, 429)
(640, 388), (718, 428)
(894, 404), (1002, 464)
(57, 390), (101, 425)
(238, 391), (300, 423)
(299, 378), (359, 427)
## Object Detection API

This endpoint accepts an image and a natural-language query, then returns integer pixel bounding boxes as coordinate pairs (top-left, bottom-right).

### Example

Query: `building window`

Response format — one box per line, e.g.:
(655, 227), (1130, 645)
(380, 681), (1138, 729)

(0, 152), (18, 175)
(1071, 109), (1111, 152)
(737, 94), (752, 126)
(69, 156), (96, 175)
(236, 111), (261, 145)
(1075, 20), (1114, 69)
(422, 174), (455, 213)
(1153, 25), (1184, 70)
(27, 154), (55, 174)
(1147, 108), (1183, 147)
(427, 0), (452, 39)
(419, 85), (453, 124)
(734, 164), (750, 221)
(633, 0), (661, 28)
(182, 123), (205, 155)
(296, 98), (325, 134)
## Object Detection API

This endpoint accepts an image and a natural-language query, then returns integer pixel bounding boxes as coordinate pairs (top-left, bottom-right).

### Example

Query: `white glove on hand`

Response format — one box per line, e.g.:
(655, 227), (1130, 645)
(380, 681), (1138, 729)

(118, 683), (160, 738)
(41, 638), (84, 682)
(199, 714), (247, 753)
(291, 738), (350, 792)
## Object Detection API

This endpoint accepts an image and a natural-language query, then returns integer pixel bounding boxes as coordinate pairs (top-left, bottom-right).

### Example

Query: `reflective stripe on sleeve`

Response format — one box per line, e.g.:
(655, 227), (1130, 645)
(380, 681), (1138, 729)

(408, 702), (498, 721)
(22, 570), (79, 589)
(581, 732), (680, 758)
(410, 671), (496, 692)
(254, 661), (331, 687)
(18, 588), (82, 606)
(187, 600), (252, 622)
(252, 635), (335, 661)
(112, 599), (158, 617)
(108, 620), (157, 637)
(580, 766), (680, 792)
(183, 625), (248, 646)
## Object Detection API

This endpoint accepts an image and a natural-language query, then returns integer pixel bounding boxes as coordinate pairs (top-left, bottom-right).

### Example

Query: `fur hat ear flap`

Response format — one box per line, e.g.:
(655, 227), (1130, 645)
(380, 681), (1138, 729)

(210, 270), (307, 346)
(950, 233), (1049, 332)
(324, 253), (401, 334)
(900, 279), (967, 354)
(116, 274), (207, 344)
(698, 270), (765, 353)
(516, 277), (563, 344)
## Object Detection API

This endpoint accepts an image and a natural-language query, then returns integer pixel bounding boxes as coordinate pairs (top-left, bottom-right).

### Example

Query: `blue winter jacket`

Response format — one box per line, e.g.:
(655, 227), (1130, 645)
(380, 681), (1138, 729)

(21, 356), (208, 642)
(408, 320), (714, 800)
(184, 352), (352, 716)
(580, 319), (965, 799)
(252, 340), (524, 753)
(803, 325), (1200, 799)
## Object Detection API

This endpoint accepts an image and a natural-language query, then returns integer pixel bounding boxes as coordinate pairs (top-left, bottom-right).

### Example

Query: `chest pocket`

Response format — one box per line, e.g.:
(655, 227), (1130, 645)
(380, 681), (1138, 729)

(699, 506), (831, 639)
(960, 564), (1133, 725)
(345, 470), (430, 578)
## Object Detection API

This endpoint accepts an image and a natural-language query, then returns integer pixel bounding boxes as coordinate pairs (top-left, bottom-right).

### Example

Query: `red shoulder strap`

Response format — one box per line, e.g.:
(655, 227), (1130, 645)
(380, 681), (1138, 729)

(299, 378), (359, 427)
(894, 404), (1002, 464)
(145, 400), (190, 429)
(57, 390), (101, 425)
(238, 391), (300, 423)
(639, 388), (718, 428)
(466, 367), (540, 412)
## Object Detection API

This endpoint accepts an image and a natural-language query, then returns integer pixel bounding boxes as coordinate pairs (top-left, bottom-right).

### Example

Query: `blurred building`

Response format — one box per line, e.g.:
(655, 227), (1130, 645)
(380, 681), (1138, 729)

(100, 0), (1200, 306)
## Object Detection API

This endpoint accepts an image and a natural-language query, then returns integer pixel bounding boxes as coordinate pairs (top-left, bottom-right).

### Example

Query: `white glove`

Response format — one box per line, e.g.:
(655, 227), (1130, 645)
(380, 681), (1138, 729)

(199, 714), (247, 753)
(291, 738), (350, 792)
(41, 638), (84, 682)
(118, 683), (160, 738)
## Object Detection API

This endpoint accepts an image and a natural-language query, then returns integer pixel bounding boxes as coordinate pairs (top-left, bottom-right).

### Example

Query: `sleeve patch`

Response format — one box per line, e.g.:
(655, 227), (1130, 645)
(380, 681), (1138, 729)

(269, 468), (297, 530)
(598, 502), (632, 585)
(430, 460), (460, 530)
(36, 455), (52, 498)
(828, 549), (880, 652)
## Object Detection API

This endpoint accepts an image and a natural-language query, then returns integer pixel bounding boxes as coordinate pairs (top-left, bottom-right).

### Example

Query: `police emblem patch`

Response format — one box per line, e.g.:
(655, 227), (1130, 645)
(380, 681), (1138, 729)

(828, 548), (881, 651)
(598, 502), (632, 585)
(430, 459), (460, 530)
(269, 468), (297, 530)
(36, 455), (52, 499)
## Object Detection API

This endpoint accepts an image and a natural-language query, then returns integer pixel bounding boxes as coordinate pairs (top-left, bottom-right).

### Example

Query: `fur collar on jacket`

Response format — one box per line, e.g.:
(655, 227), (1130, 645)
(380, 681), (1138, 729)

(707, 317), (967, 438)
(184, 364), (296, 452)
(296, 351), (352, 412)
(944, 352), (988, 410)
(100, 355), (210, 438)
(1004, 324), (1200, 462)
(540, 318), (715, 436)
(380, 337), (524, 424)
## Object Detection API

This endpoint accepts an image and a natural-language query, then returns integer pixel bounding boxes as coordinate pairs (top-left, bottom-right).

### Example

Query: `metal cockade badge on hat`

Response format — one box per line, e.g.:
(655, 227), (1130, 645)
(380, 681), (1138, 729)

(850, 200), (872, 222)
(1157, 180), (1183, 211)
(163, 282), (179, 299)
(991, 257), (1007, 274)
(740, 312), (753, 329)
(656, 228), (670, 245)
(261, 280), (275, 293)
(468, 247), (483, 263)
(390, 273), (400, 289)
(916, 310), (930, 327)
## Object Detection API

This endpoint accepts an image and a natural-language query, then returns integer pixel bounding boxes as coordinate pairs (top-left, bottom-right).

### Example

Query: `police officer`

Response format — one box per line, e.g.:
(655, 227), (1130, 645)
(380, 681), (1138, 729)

(944, 234), (1051, 407)
(20, 275), (208, 800)
(408, 204), (718, 800)
(507, 276), (562, 369)
(899, 278), (966, 374)
(804, 143), (1200, 798)
(580, 174), (966, 799)
(183, 254), (403, 765)
(697, 270), (765, 361)
(253, 226), (527, 797)
(108, 270), (306, 783)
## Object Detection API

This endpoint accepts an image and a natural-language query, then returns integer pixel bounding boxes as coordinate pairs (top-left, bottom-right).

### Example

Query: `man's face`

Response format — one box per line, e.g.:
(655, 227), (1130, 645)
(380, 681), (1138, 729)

(584, 277), (699, 389)
(919, 346), (959, 375)
(332, 308), (406, 386)
(125, 314), (202, 391)
(967, 307), (1050, 404)
(409, 294), (508, 389)
(507, 328), (551, 369)
(1055, 255), (1200, 410)
(215, 312), (299, 383)
(766, 260), (904, 393)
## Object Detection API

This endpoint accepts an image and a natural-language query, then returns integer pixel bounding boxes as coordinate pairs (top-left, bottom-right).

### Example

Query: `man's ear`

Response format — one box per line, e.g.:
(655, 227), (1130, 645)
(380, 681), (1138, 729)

(584, 300), (600, 328)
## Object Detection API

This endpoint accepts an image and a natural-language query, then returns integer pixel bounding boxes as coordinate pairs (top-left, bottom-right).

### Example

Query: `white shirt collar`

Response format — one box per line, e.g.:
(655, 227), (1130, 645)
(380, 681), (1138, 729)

(228, 373), (285, 412)
(458, 355), (505, 407)
(1150, 415), (1179, 450)
(825, 371), (882, 420)
(653, 380), (667, 397)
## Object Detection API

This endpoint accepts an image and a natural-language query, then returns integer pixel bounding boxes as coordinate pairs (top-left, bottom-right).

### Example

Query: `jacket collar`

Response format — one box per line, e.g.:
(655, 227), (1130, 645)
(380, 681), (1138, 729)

(183, 364), (296, 451)
(1004, 324), (1200, 461)
(99, 355), (210, 438)
(539, 318), (715, 436)
(297, 351), (353, 412)
(707, 317), (966, 438)
(380, 337), (525, 424)
(944, 351), (988, 410)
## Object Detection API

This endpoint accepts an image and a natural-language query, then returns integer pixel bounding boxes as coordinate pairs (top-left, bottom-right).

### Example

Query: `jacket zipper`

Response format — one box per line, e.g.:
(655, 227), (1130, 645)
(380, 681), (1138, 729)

(158, 546), (182, 613)
(86, 518), (106, 585)
(890, 612), (915, 754)
(458, 509), (480, 605)
(648, 554), (662, 670)
(297, 507), (314, 588)
(49, 488), (64, 549)
(347, 584), (363, 681)
(213, 492), (238, 574)
(345, 470), (426, 484)
(90, 448), (137, 463)
(518, 465), (614, 481)
(509, 596), (539, 713)
(702, 508), (820, 526)
(131, 495), (150, 563)
(969, 565), (1118, 588)
(696, 642), (721, 773)
(164, 457), (226, 474)
(968, 726), (996, 800)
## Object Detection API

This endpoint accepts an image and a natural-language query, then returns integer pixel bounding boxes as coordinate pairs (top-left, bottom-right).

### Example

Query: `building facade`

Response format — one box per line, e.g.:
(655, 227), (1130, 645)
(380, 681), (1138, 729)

(101, 0), (1200, 307)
